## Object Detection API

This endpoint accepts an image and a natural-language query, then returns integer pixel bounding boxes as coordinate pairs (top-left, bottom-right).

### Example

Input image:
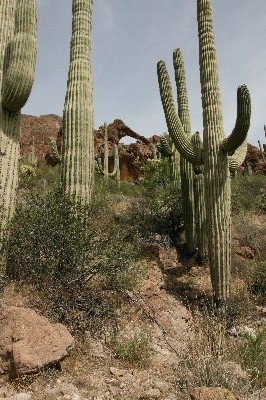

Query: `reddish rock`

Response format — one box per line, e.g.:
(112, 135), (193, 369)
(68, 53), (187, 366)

(20, 115), (266, 181)
(95, 119), (151, 147)
(242, 143), (266, 174)
(0, 306), (74, 378)
(21, 114), (62, 165)
(236, 245), (255, 259)
(21, 115), (159, 182)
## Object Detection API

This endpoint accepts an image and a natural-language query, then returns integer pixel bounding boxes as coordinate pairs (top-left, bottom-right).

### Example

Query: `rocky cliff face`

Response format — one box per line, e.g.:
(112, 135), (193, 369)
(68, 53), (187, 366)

(21, 115), (159, 181)
(20, 114), (265, 181)
(21, 114), (62, 165)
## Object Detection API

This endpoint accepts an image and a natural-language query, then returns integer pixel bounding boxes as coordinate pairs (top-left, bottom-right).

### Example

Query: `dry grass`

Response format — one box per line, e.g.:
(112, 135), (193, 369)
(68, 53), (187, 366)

(175, 308), (252, 397)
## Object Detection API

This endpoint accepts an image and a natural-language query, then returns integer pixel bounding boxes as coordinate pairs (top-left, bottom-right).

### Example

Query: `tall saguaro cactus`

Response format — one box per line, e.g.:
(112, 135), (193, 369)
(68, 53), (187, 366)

(61, 0), (94, 205)
(157, 0), (251, 301)
(0, 0), (37, 241)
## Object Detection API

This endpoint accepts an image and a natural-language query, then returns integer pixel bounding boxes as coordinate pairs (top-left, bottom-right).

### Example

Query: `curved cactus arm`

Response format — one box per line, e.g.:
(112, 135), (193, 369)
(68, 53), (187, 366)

(191, 132), (203, 174)
(159, 135), (173, 157)
(2, 0), (37, 112)
(173, 49), (192, 135)
(229, 138), (247, 172)
(221, 85), (251, 154)
(157, 61), (202, 165)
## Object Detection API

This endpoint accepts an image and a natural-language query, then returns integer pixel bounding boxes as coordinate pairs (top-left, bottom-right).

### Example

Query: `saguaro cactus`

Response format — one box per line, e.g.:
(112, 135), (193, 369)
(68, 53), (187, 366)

(157, 0), (251, 301)
(96, 122), (121, 187)
(258, 125), (266, 165)
(61, 0), (94, 205)
(0, 0), (37, 240)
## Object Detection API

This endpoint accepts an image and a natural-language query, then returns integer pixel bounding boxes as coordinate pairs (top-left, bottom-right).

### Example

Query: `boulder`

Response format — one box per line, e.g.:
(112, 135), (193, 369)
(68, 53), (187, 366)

(0, 306), (74, 378)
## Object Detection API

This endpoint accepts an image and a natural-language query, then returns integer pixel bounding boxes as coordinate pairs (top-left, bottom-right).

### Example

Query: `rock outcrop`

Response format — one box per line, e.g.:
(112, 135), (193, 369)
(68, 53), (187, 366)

(0, 306), (74, 379)
(20, 114), (266, 182)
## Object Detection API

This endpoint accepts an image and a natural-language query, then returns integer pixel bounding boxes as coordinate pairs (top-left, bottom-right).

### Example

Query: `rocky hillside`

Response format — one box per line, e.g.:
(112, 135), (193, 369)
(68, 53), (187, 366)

(20, 114), (266, 181)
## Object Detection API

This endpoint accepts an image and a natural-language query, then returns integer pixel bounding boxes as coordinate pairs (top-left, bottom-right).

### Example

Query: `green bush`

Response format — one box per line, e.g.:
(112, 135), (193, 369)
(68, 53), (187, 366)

(113, 332), (152, 367)
(231, 173), (266, 214)
(238, 329), (266, 387)
(249, 262), (266, 298)
(5, 190), (140, 334)
(18, 162), (60, 195)
(134, 158), (183, 243)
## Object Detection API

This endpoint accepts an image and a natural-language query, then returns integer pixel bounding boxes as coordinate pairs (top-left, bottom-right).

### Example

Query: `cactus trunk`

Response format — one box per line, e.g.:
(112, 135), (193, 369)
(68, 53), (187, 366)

(0, 0), (37, 243)
(198, 0), (231, 300)
(173, 50), (196, 254)
(61, 0), (94, 205)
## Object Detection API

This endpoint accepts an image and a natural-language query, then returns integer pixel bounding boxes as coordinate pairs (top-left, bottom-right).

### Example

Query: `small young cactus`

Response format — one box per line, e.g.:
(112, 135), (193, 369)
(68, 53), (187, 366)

(0, 0), (37, 243)
(157, 0), (251, 301)
(96, 122), (121, 186)
(61, 0), (94, 205)
(258, 125), (266, 165)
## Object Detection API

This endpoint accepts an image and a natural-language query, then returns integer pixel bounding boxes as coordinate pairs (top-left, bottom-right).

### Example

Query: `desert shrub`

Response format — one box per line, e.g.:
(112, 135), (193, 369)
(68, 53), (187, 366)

(238, 329), (266, 388)
(5, 190), (140, 334)
(112, 332), (152, 367)
(226, 287), (255, 326)
(133, 158), (183, 243)
(233, 214), (266, 261)
(231, 173), (266, 214)
(18, 162), (60, 194)
(249, 262), (266, 299)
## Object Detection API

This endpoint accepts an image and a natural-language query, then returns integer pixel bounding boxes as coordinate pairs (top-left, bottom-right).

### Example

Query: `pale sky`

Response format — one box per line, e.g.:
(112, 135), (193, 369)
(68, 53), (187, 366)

(24, 0), (266, 146)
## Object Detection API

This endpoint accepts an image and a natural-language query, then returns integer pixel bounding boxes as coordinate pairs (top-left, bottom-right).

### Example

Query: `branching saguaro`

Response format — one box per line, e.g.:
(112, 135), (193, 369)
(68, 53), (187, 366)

(61, 0), (94, 205)
(157, 0), (251, 302)
(0, 0), (37, 242)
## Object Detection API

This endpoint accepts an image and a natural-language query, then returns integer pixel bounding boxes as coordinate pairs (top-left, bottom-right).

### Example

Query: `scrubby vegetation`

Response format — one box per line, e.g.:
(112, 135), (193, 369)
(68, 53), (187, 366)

(2, 157), (266, 398)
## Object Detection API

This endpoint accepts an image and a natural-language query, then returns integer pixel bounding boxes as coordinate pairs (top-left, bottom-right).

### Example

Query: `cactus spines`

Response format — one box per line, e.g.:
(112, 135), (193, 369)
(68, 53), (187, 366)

(0, 0), (37, 241)
(157, 0), (251, 301)
(61, 0), (94, 205)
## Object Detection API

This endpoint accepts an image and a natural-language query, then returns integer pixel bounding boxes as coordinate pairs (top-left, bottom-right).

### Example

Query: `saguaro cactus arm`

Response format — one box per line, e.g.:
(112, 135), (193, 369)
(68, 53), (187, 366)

(157, 61), (202, 165)
(2, 0), (37, 112)
(159, 135), (173, 157)
(50, 138), (62, 163)
(221, 85), (251, 154)
(229, 139), (248, 172)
